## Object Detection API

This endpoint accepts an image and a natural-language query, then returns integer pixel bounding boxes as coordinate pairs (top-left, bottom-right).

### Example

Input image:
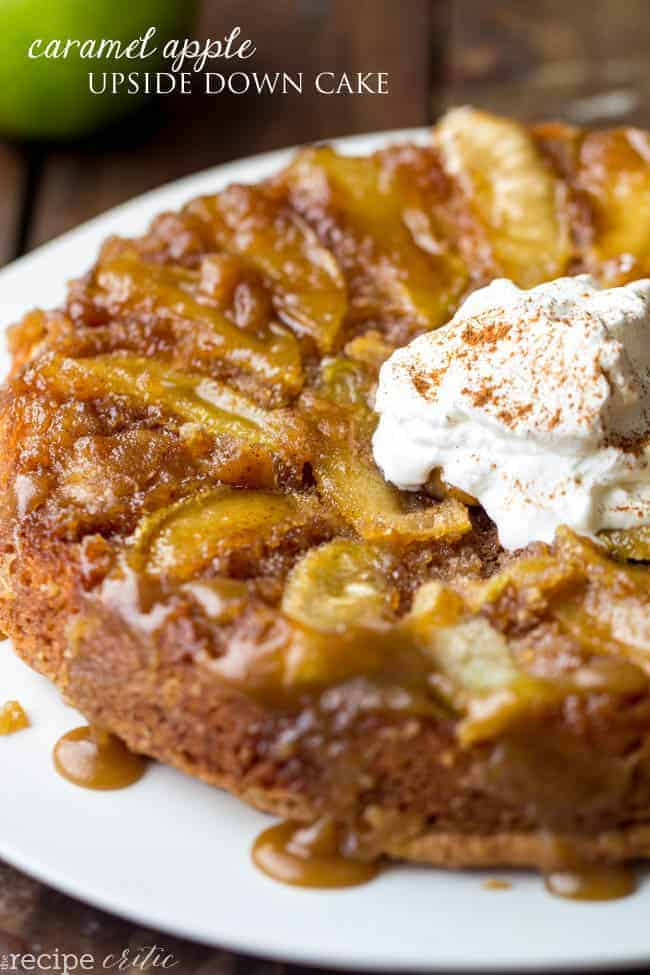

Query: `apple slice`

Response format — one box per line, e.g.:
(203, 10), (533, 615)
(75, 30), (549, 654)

(187, 185), (347, 355)
(574, 129), (650, 280)
(131, 488), (313, 581)
(88, 249), (303, 397)
(36, 353), (311, 482)
(284, 146), (468, 337)
(436, 107), (570, 287)
(282, 539), (397, 633)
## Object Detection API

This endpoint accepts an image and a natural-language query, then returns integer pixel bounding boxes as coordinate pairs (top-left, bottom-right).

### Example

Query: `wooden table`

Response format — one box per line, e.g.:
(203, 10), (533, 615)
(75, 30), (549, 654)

(1, 1), (649, 970)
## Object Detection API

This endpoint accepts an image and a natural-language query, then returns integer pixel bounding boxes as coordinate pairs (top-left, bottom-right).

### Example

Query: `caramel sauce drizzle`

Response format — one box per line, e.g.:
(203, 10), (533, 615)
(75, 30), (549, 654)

(544, 866), (636, 901)
(53, 726), (147, 790)
(540, 833), (637, 901)
(252, 818), (380, 888)
(252, 819), (637, 900)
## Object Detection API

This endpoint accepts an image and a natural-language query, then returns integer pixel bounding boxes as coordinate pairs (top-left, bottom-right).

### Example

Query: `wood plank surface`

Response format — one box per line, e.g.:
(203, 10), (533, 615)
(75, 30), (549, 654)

(442, 0), (650, 126)
(0, 143), (27, 264)
(0, 852), (279, 973)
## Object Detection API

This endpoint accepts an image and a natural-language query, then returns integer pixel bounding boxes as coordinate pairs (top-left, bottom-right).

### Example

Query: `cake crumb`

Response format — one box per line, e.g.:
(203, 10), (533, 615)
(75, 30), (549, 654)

(0, 700), (30, 735)
(482, 878), (512, 891)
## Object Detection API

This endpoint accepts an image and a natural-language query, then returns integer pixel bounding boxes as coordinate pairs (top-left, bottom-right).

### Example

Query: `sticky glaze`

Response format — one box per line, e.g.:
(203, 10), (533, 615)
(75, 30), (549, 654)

(53, 726), (147, 790)
(252, 819), (380, 888)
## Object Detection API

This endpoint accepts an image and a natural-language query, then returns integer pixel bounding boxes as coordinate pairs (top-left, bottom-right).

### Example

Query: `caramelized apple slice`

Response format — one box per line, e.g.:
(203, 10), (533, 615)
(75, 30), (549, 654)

(462, 546), (581, 617)
(404, 582), (559, 744)
(432, 621), (558, 746)
(88, 250), (303, 394)
(464, 528), (650, 681)
(207, 603), (441, 710)
(436, 107), (570, 286)
(310, 342), (468, 547)
(299, 355), (378, 446)
(573, 129), (650, 279)
(549, 531), (650, 668)
(315, 445), (471, 544)
(315, 356), (374, 410)
(282, 539), (397, 632)
(284, 147), (468, 334)
(555, 589), (650, 666)
(38, 354), (309, 463)
(131, 488), (316, 580)
(600, 525), (650, 562)
(344, 330), (395, 370)
(187, 185), (347, 353)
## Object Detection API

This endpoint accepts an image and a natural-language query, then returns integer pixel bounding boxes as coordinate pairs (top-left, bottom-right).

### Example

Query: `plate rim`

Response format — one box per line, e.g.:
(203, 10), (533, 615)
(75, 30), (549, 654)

(0, 124), (431, 287)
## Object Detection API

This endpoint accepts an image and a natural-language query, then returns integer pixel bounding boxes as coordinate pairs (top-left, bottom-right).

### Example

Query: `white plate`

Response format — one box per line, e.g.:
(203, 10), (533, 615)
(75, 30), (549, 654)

(1, 130), (649, 973)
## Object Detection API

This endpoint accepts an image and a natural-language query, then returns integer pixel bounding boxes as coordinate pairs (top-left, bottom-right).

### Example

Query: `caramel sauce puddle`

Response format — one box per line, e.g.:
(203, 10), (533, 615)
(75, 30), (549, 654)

(541, 833), (637, 901)
(252, 818), (380, 888)
(544, 866), (636, 901)
(53, 726), (147, 790)
(252, 820), (637, 899)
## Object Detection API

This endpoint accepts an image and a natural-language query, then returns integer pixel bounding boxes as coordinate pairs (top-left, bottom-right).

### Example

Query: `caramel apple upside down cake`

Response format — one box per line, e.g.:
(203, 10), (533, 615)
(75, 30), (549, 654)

(3, 107), (650, 895)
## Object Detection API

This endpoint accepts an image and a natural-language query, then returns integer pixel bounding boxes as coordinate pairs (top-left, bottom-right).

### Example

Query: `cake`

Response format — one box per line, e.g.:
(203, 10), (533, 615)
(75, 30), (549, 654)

(2, 107), (650, 876)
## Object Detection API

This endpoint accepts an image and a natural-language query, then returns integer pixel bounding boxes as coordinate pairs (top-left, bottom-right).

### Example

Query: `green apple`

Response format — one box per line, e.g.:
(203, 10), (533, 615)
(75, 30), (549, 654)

(0, 0), (198, 139)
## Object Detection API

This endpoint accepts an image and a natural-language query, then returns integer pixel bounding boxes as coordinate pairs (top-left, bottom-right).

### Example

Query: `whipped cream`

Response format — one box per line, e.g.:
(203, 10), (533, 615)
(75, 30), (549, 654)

(372, 275), (650, 550)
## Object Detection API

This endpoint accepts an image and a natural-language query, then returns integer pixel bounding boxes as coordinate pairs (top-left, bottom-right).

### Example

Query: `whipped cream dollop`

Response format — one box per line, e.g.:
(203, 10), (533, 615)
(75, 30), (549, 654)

(372, 275), (650, 550)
